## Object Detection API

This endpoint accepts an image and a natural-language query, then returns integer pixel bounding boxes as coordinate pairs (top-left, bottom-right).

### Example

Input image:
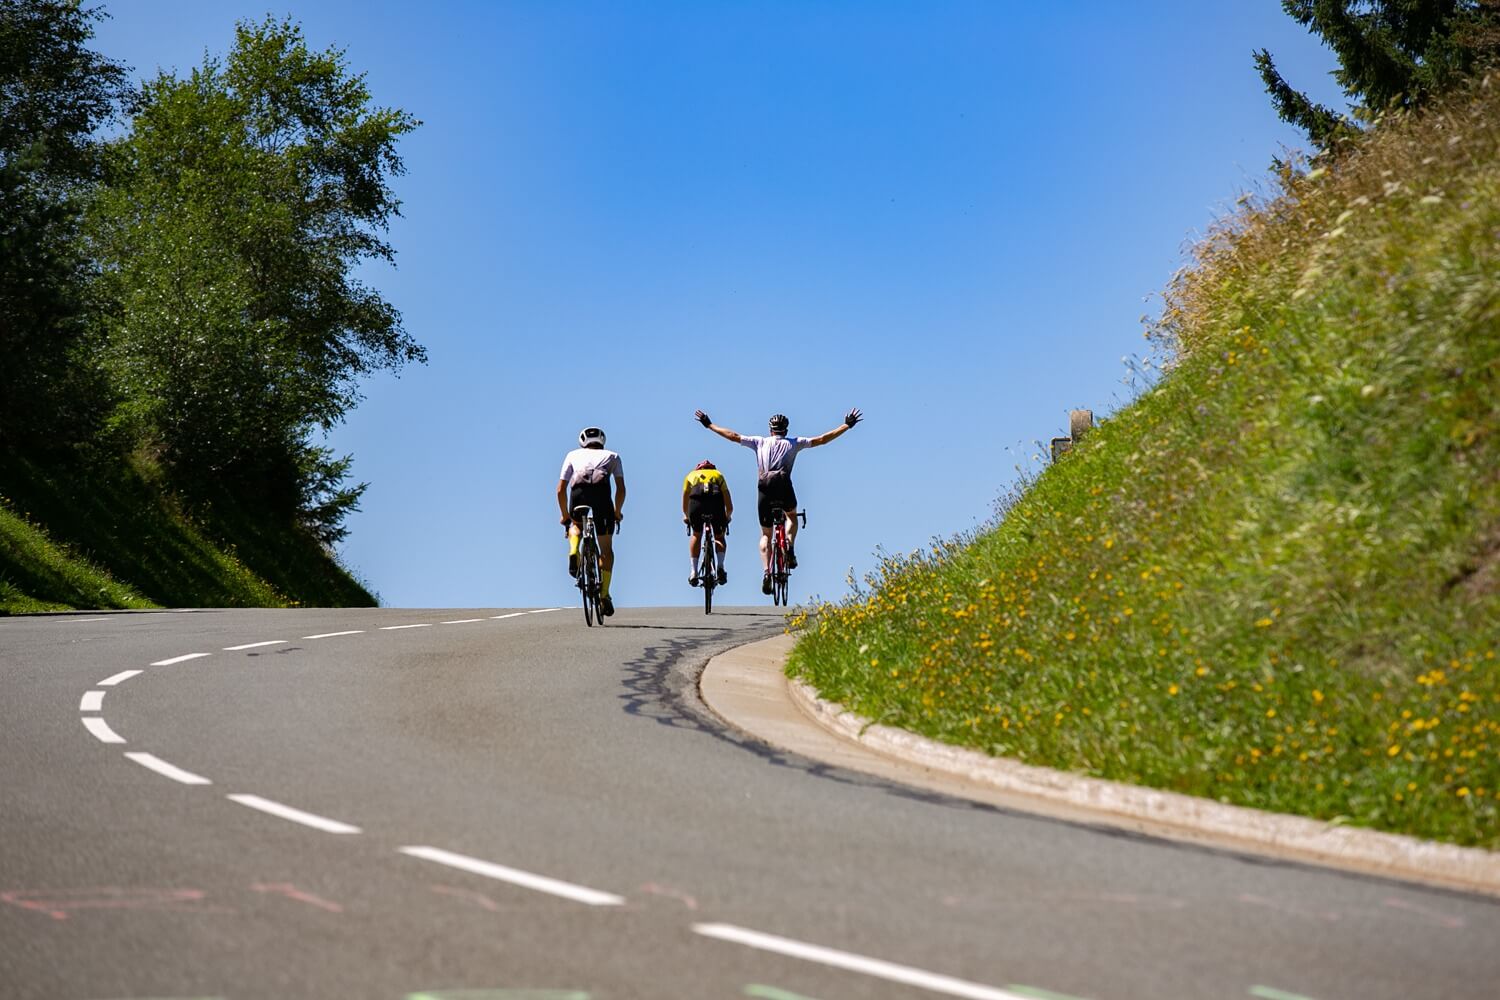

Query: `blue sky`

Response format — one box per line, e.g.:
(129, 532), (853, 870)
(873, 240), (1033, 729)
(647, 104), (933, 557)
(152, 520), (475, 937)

(93, 2), (1344, 610)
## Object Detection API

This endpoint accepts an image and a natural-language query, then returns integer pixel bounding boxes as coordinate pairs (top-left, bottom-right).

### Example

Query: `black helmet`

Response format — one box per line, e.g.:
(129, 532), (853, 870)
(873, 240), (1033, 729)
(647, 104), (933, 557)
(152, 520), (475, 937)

(768, 413), (789, 434)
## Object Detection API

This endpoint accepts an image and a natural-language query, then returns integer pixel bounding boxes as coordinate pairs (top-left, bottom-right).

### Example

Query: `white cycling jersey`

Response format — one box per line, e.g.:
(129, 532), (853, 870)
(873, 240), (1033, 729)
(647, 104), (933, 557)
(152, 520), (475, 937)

(559, 447), (624, 488)
(739, 434), (811, 480)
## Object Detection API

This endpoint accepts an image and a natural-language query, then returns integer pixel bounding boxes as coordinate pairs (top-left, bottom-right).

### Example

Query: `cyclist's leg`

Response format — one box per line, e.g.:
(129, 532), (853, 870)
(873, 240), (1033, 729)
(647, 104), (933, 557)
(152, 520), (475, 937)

(688, 520), (704, 583)
(783, 481), (800, 566)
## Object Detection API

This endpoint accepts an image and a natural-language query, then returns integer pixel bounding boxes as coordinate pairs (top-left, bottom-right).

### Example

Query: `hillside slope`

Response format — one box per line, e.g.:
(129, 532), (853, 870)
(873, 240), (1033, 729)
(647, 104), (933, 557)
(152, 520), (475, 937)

(789, 78), (1500, 847)
(0, 449), (375, 612)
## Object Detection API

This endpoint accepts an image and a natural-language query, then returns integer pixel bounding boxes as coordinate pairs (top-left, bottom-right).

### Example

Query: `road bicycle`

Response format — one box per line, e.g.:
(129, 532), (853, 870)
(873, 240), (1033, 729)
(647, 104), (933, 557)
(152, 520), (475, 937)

(688, 517), (720, 615)
(572, 505), (607, 627)
(767, 507), (806, 607)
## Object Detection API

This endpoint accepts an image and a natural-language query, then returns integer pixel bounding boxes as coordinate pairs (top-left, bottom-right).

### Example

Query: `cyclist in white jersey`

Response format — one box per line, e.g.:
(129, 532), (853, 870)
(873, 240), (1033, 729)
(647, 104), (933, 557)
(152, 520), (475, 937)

(557, 426), (625, 616)
(694, 408), (861, 594)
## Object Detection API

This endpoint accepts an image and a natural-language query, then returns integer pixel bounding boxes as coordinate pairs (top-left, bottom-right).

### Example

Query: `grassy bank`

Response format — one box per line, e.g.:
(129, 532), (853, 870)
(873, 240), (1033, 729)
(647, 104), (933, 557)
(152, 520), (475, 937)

(789, 79), (1500, 847)
(0, 448), (376, 613)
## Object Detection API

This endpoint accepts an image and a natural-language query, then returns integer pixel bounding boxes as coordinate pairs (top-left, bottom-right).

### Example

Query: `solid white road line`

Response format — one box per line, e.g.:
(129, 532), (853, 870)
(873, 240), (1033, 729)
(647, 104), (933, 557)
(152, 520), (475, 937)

(303, 630), (364, 639)
(397, 846), (624, 907)
(441, 618), (487, 624)
(489, 612), (527, 619)
(125, 752), (211, 785)
(62, 616), (111, 623)
(79, 690), (106, 712)
(380, 623), (432, 631)
(82, 716), (126, 744)
(227, 794), (361, 834)
(151, 652), (210, 666)
(224, 640), (285, 651)
(691, 924), (1031, 1000)
(98, 669), (142, 686)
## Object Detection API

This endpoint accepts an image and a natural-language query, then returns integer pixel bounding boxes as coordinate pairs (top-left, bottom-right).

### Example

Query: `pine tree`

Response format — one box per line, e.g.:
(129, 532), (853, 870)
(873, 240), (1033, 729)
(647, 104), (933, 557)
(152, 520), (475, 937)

(1256, 0), (1500, 148)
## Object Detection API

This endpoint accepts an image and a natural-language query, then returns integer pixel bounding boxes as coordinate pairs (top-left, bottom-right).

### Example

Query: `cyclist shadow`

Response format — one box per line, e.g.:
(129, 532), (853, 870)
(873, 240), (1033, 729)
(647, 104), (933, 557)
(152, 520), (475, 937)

(607, 623), (726, 631)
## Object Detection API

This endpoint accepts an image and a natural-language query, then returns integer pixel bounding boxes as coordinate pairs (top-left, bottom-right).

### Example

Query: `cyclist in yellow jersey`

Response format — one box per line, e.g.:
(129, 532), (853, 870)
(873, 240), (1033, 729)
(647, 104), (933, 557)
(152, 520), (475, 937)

(682, 460), (733, 587)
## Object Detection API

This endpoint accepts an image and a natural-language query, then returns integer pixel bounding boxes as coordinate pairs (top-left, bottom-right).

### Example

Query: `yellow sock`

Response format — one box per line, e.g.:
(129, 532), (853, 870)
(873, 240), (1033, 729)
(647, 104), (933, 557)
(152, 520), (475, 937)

(568, 534), (580, 557)
(601, 571), (612, 597)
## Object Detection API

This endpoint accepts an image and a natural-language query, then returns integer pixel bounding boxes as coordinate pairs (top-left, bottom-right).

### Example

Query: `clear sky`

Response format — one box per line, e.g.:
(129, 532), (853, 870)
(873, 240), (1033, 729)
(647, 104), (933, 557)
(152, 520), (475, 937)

(92, 2), (1344, 610)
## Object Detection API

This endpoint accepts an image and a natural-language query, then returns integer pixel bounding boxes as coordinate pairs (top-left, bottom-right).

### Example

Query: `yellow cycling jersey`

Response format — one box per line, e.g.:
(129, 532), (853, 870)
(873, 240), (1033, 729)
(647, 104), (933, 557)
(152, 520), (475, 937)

(683, 468), (727, 497)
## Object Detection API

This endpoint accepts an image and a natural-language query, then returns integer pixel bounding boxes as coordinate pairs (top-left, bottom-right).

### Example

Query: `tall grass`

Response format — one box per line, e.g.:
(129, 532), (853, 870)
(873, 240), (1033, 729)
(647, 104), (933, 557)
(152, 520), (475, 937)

(788, 75), (1500, 847)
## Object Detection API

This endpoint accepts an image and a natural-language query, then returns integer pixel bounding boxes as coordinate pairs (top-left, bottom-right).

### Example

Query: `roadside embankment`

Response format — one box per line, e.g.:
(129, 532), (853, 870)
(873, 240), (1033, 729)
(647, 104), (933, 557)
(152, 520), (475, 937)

(788, 77), (1500, 848)
(0, 449), (375, 613)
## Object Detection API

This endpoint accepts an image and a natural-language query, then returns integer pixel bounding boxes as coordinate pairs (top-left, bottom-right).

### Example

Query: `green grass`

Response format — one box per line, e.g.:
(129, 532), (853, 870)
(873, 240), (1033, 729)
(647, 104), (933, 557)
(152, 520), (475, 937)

(0, 447), (375, 613)
(788, 77), (1500, 848)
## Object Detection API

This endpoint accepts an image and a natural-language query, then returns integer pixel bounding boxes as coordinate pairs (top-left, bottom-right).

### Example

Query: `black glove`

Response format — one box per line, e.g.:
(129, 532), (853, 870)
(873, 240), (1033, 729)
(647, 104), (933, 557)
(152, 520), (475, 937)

(844, 407), (862, 427)
(695, 410), (712, 427)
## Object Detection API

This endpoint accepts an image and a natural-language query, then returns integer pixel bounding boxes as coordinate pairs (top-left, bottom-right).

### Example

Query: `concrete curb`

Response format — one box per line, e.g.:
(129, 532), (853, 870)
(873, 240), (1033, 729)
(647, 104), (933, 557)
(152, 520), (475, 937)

(702, 634), (1500, 898)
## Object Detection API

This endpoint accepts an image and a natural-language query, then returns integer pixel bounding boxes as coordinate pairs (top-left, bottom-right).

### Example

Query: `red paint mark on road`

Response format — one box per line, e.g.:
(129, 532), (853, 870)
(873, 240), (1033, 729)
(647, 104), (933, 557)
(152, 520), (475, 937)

(1, 887), (212, 921)
(249, 883), (343, 913)
(1028, 891), (1188, 911)
(1382, 897), (1465, 929)
(639, 882), (699, 910)
(1238, 893), (1341, 923)
(430, 884), (501, 912)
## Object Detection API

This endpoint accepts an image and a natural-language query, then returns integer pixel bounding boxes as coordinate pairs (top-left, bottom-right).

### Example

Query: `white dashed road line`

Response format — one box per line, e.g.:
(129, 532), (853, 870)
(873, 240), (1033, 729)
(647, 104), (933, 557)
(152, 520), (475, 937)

(490, 612), (526, 620)
(224, 640), (285, 651)
(441, 619), (487, 625)
(98, 669), (142, 686)
(528, 608), (561, 614)
(303, 630), (364, 639)
(125, 752), (212, 785)
(380, 623), (432, 631)
(228, 794), (361, 834)
(692, 923), (1031, 1000)
(79, 690), (106, 712)
(82, 716), (126, 744)
(151, 652), (211, 666)
(398, 846), (624, 907)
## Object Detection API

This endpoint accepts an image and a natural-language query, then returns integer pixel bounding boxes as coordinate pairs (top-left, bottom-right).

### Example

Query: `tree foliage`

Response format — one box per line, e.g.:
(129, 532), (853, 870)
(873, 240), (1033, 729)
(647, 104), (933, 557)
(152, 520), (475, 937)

(1256, 0), (1500, 148)
(90, 15), (423, 537)
(0, 0), (125, 447)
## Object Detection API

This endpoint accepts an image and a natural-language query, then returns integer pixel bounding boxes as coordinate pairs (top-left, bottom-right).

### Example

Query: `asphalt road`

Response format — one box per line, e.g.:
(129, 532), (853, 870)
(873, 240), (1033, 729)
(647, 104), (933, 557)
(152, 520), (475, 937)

(3, 606), (1498, 1000)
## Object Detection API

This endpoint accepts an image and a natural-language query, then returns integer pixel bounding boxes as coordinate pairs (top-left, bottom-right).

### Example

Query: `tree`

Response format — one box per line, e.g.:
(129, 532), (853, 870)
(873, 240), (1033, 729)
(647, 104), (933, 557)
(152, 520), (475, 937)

(0, 0), (125, 447)
(91, 16), (423, 536)
(1256, 0), (1500, 148)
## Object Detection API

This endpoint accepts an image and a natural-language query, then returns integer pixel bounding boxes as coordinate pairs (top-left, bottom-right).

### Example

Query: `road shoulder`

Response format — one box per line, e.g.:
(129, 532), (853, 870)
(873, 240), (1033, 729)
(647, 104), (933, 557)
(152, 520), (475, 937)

(701, 633), (1500, 898)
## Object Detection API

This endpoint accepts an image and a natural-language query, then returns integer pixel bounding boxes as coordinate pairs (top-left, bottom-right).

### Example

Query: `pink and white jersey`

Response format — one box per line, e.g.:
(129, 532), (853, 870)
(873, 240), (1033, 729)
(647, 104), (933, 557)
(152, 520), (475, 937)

(738, 434), (811, 479)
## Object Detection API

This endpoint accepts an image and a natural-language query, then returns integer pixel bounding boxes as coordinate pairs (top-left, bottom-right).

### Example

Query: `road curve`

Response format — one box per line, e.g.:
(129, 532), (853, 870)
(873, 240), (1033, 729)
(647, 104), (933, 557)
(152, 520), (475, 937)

(3, 606), (1498, 1000)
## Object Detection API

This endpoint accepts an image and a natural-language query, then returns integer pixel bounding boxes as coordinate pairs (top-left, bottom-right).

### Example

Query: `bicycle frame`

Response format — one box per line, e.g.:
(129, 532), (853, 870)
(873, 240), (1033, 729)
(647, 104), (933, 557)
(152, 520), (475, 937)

(692, 518), (718, 614)
(767, 508), (807, 607)
(573, 505), (605, 626)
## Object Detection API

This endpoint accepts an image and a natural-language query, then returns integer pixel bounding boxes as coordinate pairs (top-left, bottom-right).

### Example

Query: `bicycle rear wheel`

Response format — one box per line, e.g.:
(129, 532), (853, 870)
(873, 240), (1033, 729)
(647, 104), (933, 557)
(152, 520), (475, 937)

(700, 528), (716, 614)
(580, 540), (598, 627)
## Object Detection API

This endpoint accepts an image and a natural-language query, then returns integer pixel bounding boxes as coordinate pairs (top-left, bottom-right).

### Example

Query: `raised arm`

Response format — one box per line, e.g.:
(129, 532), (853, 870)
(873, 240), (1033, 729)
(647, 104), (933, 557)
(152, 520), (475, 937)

(695, 410), (742, 443)
(808, 407), (863, 447)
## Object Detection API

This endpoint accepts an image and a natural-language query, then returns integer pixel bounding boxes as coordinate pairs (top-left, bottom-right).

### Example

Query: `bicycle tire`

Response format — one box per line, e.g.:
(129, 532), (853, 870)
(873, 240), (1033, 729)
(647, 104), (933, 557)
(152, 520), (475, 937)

(697, 525), (713, 614)
(580, 537), (598, 627)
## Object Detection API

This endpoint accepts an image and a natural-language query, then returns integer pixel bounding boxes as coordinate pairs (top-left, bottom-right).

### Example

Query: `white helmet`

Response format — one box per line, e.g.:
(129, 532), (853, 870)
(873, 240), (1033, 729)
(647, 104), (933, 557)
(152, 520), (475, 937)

(579, 426), (606, 447)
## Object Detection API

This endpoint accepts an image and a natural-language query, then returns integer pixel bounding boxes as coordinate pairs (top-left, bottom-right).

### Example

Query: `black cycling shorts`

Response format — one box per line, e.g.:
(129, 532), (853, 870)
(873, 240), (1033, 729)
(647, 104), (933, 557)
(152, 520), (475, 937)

(569, 483), (616, 535)
(756, 474), (797, 528)
(687, 495), (729, 534)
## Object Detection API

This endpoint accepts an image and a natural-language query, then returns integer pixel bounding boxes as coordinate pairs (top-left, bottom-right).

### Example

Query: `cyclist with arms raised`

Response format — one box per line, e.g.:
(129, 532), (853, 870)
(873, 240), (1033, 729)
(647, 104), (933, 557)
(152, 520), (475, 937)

(557, 426), (625, 617)
(694, 408), (861, 595)
(682, 459), (732, 587)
